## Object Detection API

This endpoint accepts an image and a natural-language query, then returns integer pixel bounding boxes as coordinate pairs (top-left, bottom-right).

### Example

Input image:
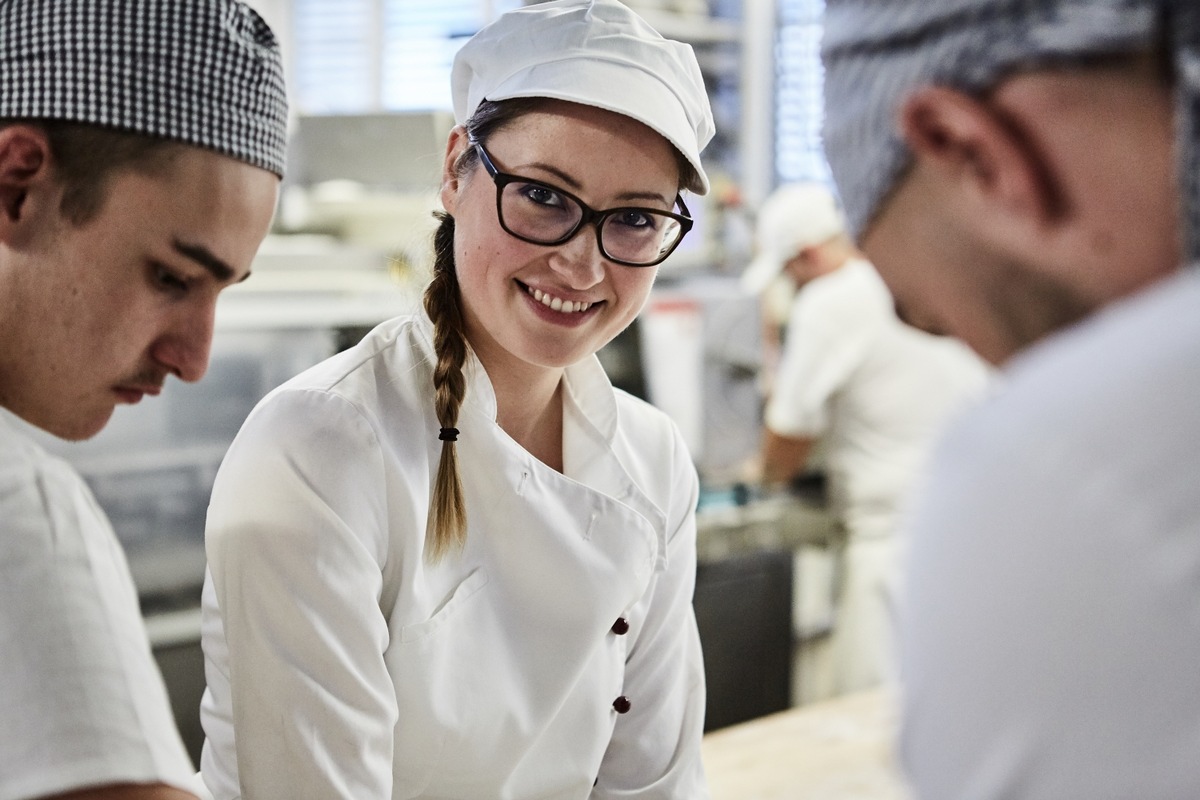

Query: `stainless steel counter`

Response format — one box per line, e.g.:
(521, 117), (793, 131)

(696, 493), (836, 562)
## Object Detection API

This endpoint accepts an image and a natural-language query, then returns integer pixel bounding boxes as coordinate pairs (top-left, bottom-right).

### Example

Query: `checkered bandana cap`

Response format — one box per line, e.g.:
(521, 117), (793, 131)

(822, 0), (1200, 259)
(0, 0), (288, 177)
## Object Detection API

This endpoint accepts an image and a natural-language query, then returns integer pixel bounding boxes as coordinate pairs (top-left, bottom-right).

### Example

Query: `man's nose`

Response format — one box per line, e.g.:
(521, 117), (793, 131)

(150, 303), (216, 383)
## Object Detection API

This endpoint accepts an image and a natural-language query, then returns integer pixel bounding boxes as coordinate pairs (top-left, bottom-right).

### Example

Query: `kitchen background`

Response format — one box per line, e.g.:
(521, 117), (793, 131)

(31, 2), (904, 793)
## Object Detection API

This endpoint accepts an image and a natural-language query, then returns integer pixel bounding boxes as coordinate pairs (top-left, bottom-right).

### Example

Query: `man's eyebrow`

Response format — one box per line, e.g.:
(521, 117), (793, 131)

(173, 239), (237, 282)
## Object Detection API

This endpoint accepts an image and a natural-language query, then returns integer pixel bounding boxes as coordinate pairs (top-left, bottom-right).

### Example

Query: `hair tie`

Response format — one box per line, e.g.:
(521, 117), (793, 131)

(438, 427), (459, 442)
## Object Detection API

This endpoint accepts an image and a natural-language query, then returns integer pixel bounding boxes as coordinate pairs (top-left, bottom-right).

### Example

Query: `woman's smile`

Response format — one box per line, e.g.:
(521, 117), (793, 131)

(518, 279), (603, 328)
(525, 283), (594, 314)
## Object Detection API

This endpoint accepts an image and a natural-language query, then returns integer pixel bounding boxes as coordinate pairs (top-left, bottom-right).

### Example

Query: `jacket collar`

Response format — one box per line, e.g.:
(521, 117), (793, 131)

(413, 313), (666, 570)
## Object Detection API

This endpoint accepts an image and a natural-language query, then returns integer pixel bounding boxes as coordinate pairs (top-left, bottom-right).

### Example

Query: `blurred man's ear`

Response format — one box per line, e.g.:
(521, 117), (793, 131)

(898, 85), (1059, 230)
(0, 125), (53, 241)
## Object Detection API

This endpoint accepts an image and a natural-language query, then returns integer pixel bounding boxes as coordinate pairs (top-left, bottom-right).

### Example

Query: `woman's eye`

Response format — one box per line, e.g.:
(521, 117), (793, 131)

(616, 210), (656, 229)
(519, 183), (564, 208)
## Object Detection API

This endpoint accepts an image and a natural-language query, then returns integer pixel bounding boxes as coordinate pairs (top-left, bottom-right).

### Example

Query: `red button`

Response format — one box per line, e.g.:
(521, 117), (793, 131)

(613, 695), (632, 714)
(611, 617), (630, 635)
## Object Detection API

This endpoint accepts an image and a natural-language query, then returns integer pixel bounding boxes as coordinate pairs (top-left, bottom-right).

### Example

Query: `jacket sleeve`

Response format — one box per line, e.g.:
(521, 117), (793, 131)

(900, 390), (1200, 800)
(0, 450), (196, 798)
(203, 388), (399, 798)
(592, 425), (710, 799)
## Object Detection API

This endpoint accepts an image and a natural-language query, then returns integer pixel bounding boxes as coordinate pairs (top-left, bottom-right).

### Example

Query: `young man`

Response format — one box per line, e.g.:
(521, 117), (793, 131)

(744, 182), (985, 697)
(0, 1), (287, 798)
(822, 1), (1200, 797)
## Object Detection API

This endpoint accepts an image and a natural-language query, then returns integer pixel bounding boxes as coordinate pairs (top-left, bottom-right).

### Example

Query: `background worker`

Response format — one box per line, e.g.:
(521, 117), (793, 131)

(822, 0), (1200, 796)
(742, 182), (988, 696)
(0, 1), (287, 798)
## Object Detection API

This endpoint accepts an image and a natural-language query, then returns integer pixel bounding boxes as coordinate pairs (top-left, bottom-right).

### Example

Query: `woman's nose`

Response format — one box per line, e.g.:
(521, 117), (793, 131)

(549, 224), (607, 289)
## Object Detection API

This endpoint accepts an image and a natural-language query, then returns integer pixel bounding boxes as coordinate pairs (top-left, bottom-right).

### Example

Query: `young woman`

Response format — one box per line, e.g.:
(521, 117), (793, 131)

(198, 1), (715, 797)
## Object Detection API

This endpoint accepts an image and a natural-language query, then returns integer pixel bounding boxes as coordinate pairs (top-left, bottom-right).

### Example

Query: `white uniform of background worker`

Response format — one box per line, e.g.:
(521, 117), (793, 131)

(200, 1), (713, 797)
(743, 183), (988, 695)
(0, 2), (287, 799)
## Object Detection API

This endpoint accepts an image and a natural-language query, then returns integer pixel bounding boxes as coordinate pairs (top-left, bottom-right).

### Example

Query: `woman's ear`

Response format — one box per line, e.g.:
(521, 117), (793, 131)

(898, 85), (1058, 227)
(0, 125), (52, 237)
(440, 125), (471, 214)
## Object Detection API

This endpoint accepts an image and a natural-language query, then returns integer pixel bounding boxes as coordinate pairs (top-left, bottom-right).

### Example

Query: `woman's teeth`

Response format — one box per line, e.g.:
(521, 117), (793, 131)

(530, 287), (593, 314)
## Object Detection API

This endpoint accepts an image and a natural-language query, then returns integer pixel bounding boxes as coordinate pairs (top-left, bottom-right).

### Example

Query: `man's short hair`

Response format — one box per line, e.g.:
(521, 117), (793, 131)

(0, 119), (185, 226)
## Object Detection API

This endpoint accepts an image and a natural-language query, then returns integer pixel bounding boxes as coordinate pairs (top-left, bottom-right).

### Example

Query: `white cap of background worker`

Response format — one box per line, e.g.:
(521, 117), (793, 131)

(741, 182), (847, 295)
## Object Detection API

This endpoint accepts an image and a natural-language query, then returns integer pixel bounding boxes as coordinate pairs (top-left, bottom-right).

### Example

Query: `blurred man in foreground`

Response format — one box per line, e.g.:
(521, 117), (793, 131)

(0, 1), (287, 797)
(822, 1), (1200, 797)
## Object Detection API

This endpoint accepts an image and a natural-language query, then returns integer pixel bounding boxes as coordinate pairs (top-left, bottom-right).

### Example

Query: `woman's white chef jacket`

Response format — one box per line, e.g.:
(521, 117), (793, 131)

(199, 313), (709, 800)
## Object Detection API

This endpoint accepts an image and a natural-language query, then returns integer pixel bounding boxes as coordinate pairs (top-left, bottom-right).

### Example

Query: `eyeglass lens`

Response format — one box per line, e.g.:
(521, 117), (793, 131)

(500, 180), (684, 265)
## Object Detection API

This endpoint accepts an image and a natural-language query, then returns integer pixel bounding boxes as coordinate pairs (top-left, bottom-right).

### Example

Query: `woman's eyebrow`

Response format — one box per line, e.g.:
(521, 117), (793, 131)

(523, 161), (582, 189)
(617, 190), (674, 205)
(522, 162), (673, 206)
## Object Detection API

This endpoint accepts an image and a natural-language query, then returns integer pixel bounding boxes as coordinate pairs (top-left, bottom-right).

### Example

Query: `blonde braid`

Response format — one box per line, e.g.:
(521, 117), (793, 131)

(422, 211), (469, 561)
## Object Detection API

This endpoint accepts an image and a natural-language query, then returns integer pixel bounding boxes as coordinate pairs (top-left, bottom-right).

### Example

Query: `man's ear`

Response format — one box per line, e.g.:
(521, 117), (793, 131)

(439, 125), (471, 214)
(0, 125), (53, 234)
(898, 85), (1058, 226)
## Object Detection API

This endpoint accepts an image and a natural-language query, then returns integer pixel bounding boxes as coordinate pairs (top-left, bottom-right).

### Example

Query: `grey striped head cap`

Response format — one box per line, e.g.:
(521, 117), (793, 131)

(822, 1), (1200, 257)
(0, 0), (288, 177)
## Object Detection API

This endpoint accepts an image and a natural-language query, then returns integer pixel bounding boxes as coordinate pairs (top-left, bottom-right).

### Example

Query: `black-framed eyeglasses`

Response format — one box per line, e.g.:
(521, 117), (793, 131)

(470, 139), (693, 268)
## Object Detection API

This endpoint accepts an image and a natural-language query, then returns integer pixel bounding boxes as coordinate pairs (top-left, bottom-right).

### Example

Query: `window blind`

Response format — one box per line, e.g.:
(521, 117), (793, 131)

(293, 0), (376, 112)
(775, 0), (831, 186)
(293, 0), (519, 114)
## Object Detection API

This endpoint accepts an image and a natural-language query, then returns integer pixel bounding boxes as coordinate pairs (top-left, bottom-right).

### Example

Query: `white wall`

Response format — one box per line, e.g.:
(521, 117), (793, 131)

(242, 0), (296, 123)
(242, 0), (289, 34)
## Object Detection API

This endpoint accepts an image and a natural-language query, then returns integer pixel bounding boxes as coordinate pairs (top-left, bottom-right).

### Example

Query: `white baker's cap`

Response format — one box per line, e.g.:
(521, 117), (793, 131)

(741, 183), (846, 294)
(451, 0), (715, 195)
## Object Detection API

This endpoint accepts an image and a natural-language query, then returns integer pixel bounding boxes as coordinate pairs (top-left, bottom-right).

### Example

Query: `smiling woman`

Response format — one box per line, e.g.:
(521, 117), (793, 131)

(198, 0), (720, 797)
(435, 101), (688, 475)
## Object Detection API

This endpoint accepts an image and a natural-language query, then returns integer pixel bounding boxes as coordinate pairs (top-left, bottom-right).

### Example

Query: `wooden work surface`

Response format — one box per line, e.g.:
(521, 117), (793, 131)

(702, 689), (913, 799)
